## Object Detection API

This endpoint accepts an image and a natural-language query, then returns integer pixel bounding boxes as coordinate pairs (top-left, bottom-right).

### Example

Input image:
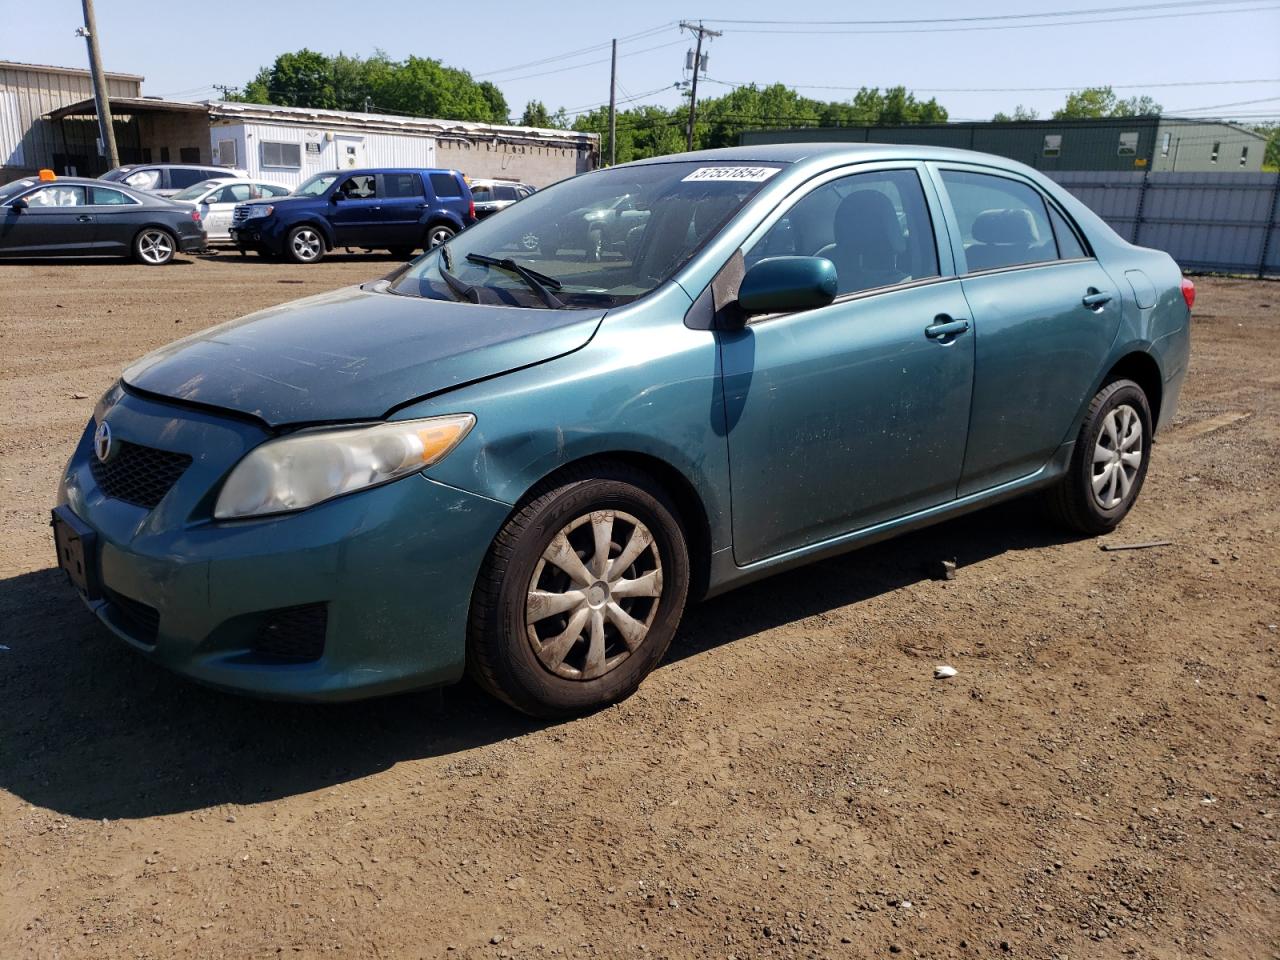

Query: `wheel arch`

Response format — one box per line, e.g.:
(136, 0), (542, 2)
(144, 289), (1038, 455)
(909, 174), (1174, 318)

(504, 450), (713, 602)
(288, 219), (336, 250)
(1101, 350), (1163, 429)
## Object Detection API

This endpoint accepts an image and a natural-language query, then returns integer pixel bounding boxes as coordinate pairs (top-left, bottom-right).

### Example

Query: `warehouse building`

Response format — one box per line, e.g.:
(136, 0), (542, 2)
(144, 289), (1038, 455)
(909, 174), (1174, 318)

(0, 60), (143, 180)
(40, 96), (598, 188)
(740, 115), (1268, 173)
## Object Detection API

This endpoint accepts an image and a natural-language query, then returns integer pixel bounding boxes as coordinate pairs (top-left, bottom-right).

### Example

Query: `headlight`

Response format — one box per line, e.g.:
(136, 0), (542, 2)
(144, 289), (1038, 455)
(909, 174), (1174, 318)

(243, 204), (274, 220)
(214, 414), (475, 519)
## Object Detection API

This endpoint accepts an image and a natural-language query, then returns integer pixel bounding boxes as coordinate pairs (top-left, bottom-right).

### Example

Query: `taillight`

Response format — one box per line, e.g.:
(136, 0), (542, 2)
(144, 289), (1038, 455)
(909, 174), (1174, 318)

(190, 208), (201, 223)
(469, 198), (475, 220)
(1181, 276), (1196, 310)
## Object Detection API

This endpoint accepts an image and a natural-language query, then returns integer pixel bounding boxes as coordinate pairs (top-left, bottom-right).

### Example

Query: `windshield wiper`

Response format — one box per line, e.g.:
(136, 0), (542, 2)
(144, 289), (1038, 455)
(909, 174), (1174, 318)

(438, 246), (479, 303)
(465, 253), (565, 309)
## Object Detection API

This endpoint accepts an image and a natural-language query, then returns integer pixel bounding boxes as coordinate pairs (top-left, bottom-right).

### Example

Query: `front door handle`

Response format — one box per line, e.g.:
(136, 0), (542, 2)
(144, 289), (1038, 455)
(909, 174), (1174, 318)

(925, 316), (971, 340)
(1082, 288), (1112, 309)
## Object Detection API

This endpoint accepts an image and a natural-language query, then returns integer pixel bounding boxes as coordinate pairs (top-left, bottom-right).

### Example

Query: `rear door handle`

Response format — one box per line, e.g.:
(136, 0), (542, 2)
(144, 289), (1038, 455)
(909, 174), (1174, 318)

(925, 316), (970, 340)
(1082, 288), (1112, 309)
(76, 215), (94, 222)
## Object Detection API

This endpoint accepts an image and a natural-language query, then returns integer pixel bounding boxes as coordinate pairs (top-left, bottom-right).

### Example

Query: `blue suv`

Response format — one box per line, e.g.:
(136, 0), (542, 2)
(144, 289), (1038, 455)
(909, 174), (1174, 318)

(230, 168), (475, 263)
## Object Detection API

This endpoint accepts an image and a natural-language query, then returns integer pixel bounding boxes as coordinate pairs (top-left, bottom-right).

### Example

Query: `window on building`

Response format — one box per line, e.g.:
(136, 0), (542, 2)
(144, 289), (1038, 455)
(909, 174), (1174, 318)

(939, 170), (1057, 273)
(429, 173), (462, 197)
(1160, 132), (1171, 157)
(1118, 132), (1138, 157)
(216, 139), (237, 166)
(179, 147), (200, 164)
(745, 169), (939, 296)
(141, 148), (153, 163)
(381, 173), (423, 198)
(1042, 134), (1062, 158)
(261, 141), (303, 168)
(1240, 146), (1249, 167)
(1211, 141), (1220, 163)
(159, 147), (170, 162)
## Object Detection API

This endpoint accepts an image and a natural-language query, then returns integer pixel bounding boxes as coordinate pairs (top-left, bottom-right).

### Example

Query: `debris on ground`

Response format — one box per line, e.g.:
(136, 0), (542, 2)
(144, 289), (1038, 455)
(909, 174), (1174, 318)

(1100, 539), (1173, 552)
(934, 664), (958, 680)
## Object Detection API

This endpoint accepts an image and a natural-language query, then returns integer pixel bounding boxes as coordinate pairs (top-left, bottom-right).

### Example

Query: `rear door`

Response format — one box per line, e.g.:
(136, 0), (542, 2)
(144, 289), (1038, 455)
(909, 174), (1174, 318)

(929, 165), (1122, 495)
(427, 172), (468, 222)
(0, 184), (95, 254)
(376, 172), (427, 246)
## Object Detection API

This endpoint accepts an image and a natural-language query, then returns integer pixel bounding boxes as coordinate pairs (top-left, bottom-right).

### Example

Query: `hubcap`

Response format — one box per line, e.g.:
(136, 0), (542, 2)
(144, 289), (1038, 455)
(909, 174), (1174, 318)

(526, 510), (663, 681)
(138, 230), (173, 264)
(292, 229), (322, 260)
(1092, 403), (1143, 509)
(428, 228), (453, 247)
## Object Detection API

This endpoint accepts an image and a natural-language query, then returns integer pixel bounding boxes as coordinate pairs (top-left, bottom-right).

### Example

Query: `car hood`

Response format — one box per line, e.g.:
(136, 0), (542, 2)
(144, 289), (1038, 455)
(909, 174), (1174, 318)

(122, 284), (604, 427)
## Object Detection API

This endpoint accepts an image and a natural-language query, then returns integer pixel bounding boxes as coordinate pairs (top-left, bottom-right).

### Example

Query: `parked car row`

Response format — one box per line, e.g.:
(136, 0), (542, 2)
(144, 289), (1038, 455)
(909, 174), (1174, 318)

(0, 164), (538, 265)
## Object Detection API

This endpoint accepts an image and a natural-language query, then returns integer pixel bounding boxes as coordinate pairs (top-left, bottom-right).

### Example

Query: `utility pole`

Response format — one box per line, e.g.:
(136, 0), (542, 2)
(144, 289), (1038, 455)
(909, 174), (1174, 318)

(679, 20), (720, 151)
(77, 0), (118, 170)
(607, 39), (617, 167)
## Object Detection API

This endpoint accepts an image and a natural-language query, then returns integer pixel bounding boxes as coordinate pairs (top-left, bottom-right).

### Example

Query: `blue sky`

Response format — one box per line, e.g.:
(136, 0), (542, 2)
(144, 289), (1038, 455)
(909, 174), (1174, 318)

(10, 0), (1280, 123)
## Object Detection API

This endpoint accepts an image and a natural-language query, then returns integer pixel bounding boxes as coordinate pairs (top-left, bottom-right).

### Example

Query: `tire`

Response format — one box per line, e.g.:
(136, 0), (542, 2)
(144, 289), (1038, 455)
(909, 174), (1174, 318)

(133, 228), (176, 266)
(467, 462), (691, 718)
(425, 223), (456, 248)
(1045, 378), (1153, 535)
(285, 225), (325, 263)
(388, 246), (416, 261)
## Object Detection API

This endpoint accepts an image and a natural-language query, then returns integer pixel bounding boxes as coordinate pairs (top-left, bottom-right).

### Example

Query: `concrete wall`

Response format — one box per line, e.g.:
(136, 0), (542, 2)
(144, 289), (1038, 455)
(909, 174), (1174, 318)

(0, 63), (141, 179)
(435, 138), (594, 187)
(135, 111), (213, 165)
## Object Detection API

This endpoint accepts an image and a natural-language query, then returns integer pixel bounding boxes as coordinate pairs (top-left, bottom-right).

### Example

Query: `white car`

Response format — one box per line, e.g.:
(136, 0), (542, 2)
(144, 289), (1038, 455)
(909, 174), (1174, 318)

(170, 178), (292, 241)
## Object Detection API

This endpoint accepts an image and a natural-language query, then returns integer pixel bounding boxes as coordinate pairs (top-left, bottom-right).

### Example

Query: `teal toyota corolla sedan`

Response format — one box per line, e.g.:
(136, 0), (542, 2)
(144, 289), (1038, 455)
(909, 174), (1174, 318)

(53, 144), (1192, 717)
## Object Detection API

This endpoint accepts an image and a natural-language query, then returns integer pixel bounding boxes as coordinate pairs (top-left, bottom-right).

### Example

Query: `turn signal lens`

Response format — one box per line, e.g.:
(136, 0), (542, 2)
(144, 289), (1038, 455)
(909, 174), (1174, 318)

(214, 414), (476, 519)
(1181, 277), (1196, 310)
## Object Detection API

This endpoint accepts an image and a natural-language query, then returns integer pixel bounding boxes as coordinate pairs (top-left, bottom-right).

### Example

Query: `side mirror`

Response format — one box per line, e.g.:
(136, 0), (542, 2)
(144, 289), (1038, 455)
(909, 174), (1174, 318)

(737, 256), (838, 316)
(10, 197), (28, 211)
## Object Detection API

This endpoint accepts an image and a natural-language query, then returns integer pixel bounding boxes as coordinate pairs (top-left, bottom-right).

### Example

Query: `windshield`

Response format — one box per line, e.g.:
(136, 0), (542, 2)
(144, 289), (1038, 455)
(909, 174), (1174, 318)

(0, 178), (37, 203)
(391, 160), (785, 309)
(172, 179), (224, 201)
(294, 173), (339, 197)
(99, 167), (130, 182)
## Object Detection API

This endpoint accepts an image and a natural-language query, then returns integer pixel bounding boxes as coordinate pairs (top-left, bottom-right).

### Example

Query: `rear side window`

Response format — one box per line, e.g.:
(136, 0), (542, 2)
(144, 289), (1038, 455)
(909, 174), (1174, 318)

(746, 168), (939, 297)
(1047, 204), (1087, 259)
(495, 185), (519, 201)
(381, 173), (423, 198)
(90, 186), (135, 205)
(941, 170), (1056, 273)
(169, 168), (212, 189)
(429, 173), (462, 198)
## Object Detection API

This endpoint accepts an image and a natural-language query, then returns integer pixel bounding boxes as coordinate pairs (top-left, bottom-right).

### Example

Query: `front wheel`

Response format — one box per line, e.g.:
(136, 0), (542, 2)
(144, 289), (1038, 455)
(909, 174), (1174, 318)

(1045, 378), (1153, 535)
(467, 463), (691, 718)
(285, 226), (325, 263)
(133, 228), (176, 265)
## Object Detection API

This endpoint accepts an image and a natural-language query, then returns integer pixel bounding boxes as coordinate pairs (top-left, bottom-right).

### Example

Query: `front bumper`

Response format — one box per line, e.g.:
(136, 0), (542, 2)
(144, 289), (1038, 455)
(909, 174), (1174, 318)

(58, 390), (510, 701)
(230, 222), (282, 254)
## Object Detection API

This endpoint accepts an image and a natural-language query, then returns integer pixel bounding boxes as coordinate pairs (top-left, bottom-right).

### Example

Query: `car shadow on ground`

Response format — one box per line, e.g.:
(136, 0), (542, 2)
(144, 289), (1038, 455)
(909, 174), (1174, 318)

(0, 497), (1074, 821)
(0, 256), (196, 267)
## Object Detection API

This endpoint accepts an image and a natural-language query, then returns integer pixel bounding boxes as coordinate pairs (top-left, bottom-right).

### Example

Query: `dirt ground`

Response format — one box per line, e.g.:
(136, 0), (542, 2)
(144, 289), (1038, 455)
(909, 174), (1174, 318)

(0, 252), (1277, 960)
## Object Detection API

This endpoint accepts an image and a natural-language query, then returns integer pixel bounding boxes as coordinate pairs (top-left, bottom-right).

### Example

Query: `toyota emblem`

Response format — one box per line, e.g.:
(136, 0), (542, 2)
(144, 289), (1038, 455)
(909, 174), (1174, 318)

(94, 420), (113, 463)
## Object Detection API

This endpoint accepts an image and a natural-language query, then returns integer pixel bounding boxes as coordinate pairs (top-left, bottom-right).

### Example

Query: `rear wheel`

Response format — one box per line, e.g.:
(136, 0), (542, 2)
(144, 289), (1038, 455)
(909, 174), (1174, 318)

(425, 224), (456, 248)
(133, 228), (176, 265)
(467, 463), (691, 718)
(286, 226), (325, 263)
(1045, 378), (1152, 535)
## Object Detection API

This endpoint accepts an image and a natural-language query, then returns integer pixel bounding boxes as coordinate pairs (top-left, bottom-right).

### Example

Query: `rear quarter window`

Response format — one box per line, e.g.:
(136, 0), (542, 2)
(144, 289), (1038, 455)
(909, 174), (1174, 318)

(428, 173), (462, 198)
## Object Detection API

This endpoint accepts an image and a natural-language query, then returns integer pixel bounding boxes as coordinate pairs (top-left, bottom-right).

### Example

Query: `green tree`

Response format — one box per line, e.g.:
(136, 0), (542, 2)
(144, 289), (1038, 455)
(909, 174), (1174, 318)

(993, 105), (1040, 122)
(1054, 86), (1161, 119)
(520, 100), (553, 127)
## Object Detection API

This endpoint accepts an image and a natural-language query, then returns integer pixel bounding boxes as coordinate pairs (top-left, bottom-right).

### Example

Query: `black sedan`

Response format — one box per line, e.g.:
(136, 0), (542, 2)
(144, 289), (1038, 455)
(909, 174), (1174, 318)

(0, 176), (206, 265)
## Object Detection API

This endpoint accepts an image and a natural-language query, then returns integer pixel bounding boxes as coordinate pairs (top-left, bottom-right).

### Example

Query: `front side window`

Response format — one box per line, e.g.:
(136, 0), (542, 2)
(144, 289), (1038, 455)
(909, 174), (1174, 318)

(24, 185), (87, 206)
(0, 178), (37, 203)
(293, 173), (338, 197)
(746, 168), (939, 297)
(941, 170), (1057, 273)
(90, 186), (136, 205)
(123, 169), (160, 191)
(214, 183), (253, 203)
(392, 160), (785, 309)
(337, 174), (377, 199)
(262, 141), (302, 168)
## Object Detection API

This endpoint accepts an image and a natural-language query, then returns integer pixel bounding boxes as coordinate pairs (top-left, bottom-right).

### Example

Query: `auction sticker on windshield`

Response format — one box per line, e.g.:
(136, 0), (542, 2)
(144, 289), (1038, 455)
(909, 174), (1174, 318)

(681, 166), (781, 183)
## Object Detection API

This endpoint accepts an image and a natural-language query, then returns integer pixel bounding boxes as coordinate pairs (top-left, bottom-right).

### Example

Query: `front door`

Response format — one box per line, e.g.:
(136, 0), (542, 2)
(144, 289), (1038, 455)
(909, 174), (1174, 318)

(0, 184), (95, 255)
(930, 166), (1123, 496)
(328, 173), (380, 246)
(721, 166), (975, 565)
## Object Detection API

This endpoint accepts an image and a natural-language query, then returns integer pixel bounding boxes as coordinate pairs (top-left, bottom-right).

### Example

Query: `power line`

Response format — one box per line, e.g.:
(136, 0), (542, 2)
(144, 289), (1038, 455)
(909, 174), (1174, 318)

(698, 0), (1261, 26)
(472, 23), (675, 78)
(702, 77), (1280, 94)
(495, 39), (687, 83)
(708, 2), (1279, 34)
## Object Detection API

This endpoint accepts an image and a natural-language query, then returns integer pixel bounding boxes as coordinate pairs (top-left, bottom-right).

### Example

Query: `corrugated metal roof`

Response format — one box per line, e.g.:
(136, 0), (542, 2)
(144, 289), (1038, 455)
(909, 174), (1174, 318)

(0, 59), (144, 82)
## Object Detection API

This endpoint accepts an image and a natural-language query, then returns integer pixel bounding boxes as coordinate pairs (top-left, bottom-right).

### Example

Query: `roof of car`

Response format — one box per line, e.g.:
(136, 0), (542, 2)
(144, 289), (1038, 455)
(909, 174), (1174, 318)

(628, 142), (1036, 169)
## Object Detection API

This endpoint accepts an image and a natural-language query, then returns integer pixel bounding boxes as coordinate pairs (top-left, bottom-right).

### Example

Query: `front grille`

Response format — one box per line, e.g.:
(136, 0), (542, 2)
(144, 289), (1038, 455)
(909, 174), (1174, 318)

(90, 441), (192, 510)
(232, 205), (252, 226)
(253, 604), (328, 662)
(104, 588), (160, 644)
